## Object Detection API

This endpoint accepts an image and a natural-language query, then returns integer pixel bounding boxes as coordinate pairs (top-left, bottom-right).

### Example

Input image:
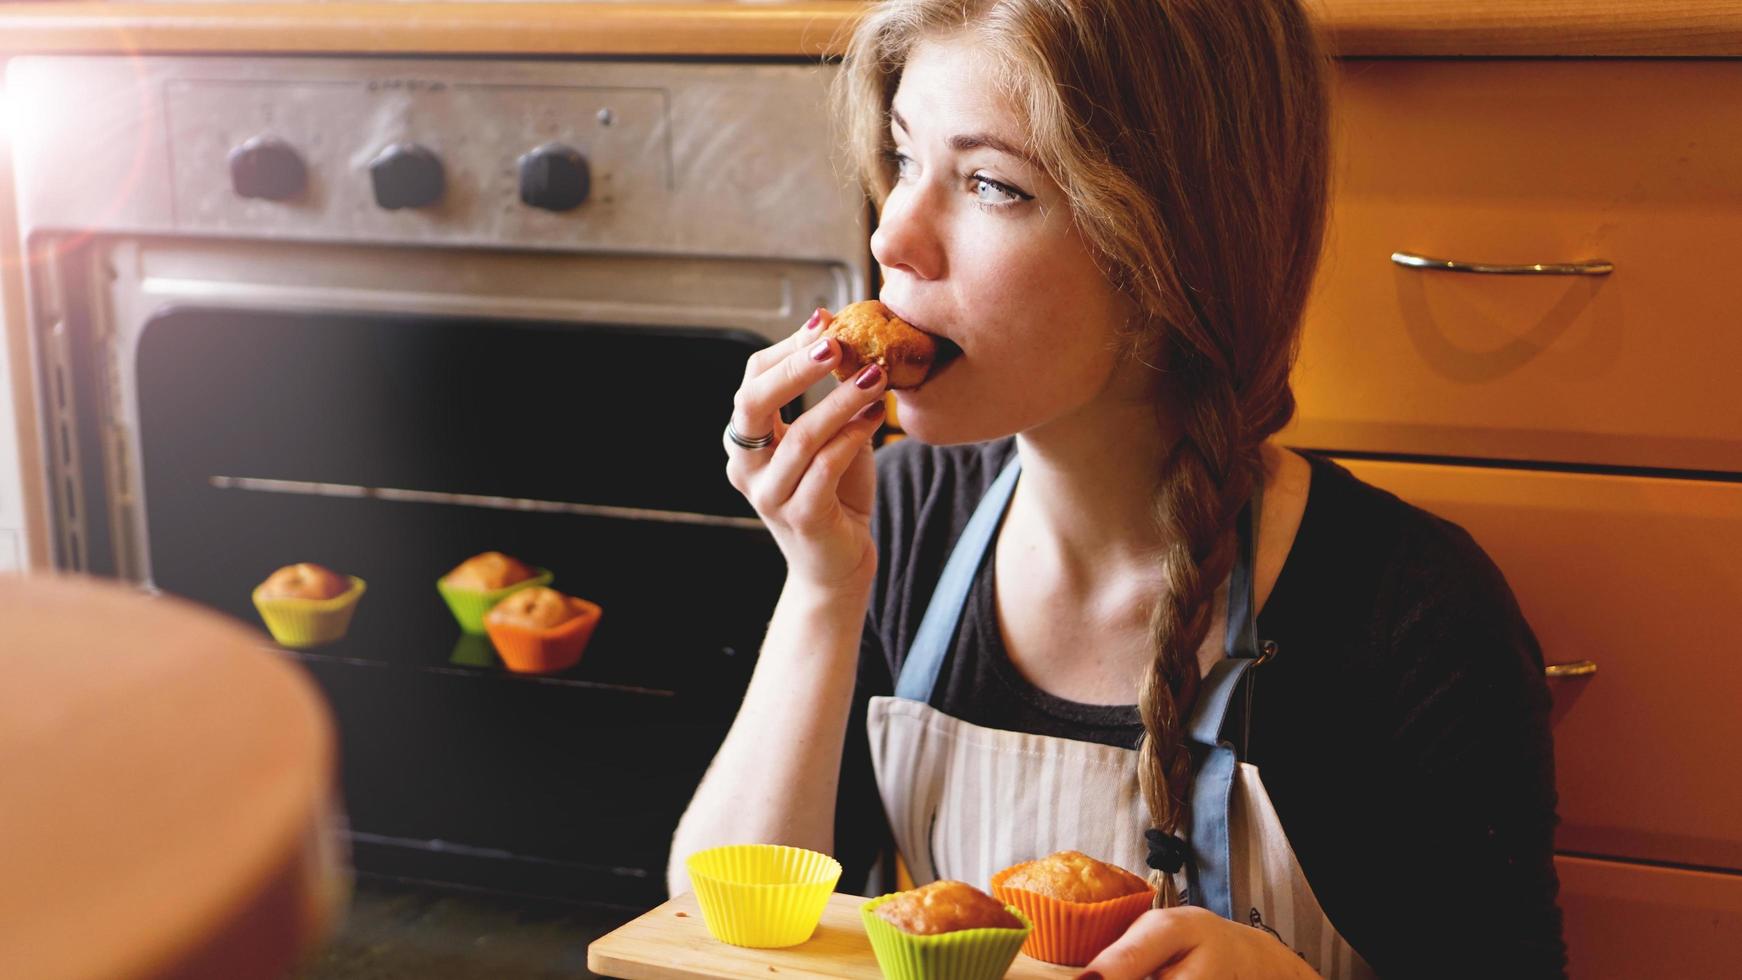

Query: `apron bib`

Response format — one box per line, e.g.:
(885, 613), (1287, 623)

(867, 454), (1373, 979)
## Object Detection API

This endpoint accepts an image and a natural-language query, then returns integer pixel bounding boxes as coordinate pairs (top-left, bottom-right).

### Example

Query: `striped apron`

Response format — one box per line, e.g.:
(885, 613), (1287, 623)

(867, 455), (1373, 978)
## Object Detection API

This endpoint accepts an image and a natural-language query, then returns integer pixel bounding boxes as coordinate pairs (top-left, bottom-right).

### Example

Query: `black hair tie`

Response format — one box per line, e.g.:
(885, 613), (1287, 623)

(1144, 829), (1189, 874)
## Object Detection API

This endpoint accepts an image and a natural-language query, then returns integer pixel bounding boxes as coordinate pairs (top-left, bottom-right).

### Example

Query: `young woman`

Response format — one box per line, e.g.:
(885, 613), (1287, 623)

(672, 1), (1565, 976)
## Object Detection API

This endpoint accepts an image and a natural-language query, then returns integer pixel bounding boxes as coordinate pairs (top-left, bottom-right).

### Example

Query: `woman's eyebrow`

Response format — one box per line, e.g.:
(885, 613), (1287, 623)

(890, 106), (1039, 169)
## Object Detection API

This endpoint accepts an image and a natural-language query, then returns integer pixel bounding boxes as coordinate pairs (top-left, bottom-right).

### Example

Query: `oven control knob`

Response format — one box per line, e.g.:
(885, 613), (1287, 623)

(517, 143), (591, 212)
(369, 143), (445, 210)
(228, 137), (307, 202)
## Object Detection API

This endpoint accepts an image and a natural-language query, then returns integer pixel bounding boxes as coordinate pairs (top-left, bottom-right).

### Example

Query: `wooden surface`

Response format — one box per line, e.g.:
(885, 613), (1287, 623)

(0, 573), (346, 980)
(588, 892), (1078, 980)
(0, 1), (1741, 58)
(1285, 58), (1742, 474)
(1556, 856), (1742, 978)
(1338, 458), (1742, 870)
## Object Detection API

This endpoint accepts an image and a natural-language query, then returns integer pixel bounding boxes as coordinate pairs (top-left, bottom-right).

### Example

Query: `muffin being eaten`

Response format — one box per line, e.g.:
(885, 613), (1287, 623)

(822, 301), (956, 390)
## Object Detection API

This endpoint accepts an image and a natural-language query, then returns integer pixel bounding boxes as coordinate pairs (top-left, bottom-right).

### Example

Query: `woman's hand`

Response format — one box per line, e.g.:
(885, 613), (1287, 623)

(724, 308), (889, 595)
(1078, 907), (1320, 980)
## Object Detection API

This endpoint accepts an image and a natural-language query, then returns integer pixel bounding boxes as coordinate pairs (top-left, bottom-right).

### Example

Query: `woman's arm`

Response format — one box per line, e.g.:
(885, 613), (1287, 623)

(667, 308), (889, 895)
(666, 579), (870, 896)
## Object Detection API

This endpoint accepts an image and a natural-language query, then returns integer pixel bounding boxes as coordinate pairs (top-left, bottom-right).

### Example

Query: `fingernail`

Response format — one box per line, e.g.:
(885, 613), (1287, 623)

(857, 400), (886, 422)
(855, 363), (884, 389)
(809, 339), (833, 362)
(803, 309), (824, 331)
(1074, 972), (1102, 980)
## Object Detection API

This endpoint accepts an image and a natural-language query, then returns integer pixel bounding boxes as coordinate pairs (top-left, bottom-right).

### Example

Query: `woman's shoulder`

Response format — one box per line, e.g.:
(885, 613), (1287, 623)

(1283, 450), (1544, 684)
(1290, 450), (1516, 603)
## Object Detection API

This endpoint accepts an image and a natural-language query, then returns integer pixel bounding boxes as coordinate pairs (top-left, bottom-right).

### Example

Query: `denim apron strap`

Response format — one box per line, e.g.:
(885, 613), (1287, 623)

(894, 455), (1023, 701)
(1184, 477), (1264, 919)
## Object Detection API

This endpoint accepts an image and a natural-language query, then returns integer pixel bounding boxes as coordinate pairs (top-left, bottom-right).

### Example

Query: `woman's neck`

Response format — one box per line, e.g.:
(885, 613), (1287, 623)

(1009, 396), (1179, 587)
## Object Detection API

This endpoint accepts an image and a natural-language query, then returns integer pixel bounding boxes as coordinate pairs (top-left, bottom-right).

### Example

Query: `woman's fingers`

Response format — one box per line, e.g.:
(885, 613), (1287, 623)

(786, 400), (884, 523)
(1078, 908), (1204, 980)
(752, 363), (887, 512)
(740, 308), (830, 384)
(728, 320), (839, 456)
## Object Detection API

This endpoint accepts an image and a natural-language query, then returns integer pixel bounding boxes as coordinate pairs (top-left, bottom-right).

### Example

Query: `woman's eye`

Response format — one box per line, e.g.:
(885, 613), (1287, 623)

(892, 151), (920, 180)
(969, 174), (1030, 207)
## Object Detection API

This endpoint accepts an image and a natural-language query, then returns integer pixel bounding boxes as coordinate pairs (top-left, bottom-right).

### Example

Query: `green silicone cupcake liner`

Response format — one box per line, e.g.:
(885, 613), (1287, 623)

(861, 894), (1032, 980)
(436, 568), (554, 634)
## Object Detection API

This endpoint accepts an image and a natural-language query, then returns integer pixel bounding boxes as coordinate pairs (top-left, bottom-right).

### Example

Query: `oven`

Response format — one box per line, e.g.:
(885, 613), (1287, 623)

(4, 54), (868, 906)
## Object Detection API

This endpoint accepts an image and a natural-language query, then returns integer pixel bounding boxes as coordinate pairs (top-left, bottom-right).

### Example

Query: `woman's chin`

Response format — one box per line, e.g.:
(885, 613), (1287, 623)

(890, 388), (1004, 447)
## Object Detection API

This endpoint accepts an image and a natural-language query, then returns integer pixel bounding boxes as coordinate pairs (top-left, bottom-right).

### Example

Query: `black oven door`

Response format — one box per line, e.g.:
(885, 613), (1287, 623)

(135, 305), (787, 907)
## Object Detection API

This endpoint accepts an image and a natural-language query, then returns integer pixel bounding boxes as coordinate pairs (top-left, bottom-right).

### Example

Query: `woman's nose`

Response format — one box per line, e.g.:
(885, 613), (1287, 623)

(870, 186), (945, 282)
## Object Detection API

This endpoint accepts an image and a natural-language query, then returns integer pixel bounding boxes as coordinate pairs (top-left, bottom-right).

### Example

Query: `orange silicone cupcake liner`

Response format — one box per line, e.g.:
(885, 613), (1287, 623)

(483, 597), (601, 674)
(989, 863), (1157, 967)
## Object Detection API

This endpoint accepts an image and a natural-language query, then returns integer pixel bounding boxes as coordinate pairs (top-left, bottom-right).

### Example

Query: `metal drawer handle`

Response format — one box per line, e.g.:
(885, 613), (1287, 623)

(1544, 660), (1598, 679)
(1391, 251), (1614, 276)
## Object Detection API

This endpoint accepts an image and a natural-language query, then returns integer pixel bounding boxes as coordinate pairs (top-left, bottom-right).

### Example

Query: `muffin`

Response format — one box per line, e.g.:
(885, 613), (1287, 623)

(258, 562), (350, 601)
(998, 850), (1150, 905)
(861, 881), (1031, 980)
(435, 551), (553, 634)
(823, 301), (939, 390)
(482, 587), (601, 674)
(442, 551), (536, 591)
(991, 851), (1157, 967)
(252, 562), (365, 648)
(874, 880), (1024, 935)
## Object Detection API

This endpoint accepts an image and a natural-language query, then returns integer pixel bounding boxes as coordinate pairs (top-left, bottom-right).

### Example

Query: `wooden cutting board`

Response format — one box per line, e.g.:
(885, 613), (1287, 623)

(588, 892), (1080, 980)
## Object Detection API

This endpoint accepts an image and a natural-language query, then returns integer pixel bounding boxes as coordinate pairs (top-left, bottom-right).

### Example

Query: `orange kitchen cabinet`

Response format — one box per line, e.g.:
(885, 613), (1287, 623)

(1285, 59), (1742, 474)
(1336, 457), (1742, 872)
(1555, 855), (1742, 978)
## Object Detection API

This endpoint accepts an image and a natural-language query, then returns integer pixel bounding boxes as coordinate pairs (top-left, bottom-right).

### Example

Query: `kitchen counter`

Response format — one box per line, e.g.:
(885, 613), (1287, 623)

(297, 874), (637, 979)
(0, 0), (1741, 58)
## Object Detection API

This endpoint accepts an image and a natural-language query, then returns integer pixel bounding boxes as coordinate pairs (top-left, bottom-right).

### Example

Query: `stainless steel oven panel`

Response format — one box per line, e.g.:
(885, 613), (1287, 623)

(45, 233), (848, 582)
(7, 56), (867, 266)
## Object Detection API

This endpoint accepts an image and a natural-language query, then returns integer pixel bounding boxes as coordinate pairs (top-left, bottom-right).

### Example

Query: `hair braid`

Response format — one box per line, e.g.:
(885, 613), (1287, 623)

(1137, 355), (1265, 905)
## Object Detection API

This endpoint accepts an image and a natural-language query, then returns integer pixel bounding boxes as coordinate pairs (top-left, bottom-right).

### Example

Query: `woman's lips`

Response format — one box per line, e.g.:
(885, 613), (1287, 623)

(880, 304), (963, 385)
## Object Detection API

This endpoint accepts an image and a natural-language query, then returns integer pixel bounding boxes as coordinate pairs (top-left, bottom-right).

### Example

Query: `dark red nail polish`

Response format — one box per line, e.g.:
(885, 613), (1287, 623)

(803, 309), (824, 331)
(855, 363), (884, 389)
(810, 339), (833, 362)
(1074, 972), (1102, 980)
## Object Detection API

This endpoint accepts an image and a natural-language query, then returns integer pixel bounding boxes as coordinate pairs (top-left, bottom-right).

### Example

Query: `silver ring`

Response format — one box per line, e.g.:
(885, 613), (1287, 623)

(725, 420), (776, 451)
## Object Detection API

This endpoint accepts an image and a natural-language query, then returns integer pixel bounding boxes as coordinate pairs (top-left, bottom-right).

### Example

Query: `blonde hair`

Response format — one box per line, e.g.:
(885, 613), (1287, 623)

(838, 0), (1332, 905)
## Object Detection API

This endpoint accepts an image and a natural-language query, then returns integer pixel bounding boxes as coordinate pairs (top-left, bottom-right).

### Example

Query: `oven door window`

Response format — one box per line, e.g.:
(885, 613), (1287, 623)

(135, 306), (787, 903)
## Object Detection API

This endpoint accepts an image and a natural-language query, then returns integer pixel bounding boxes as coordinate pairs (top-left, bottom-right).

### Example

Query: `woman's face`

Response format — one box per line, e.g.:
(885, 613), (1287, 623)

(874, 34), (1145, 445)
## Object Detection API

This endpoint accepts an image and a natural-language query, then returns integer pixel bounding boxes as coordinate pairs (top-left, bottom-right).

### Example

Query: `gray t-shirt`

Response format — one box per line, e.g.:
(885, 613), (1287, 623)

(834, 436), (1565, 978)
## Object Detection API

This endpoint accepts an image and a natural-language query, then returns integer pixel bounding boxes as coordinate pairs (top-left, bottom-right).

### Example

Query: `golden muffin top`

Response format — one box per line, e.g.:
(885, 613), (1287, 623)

(874, 880), (1023, 936)
(999, 851), (1151, 904)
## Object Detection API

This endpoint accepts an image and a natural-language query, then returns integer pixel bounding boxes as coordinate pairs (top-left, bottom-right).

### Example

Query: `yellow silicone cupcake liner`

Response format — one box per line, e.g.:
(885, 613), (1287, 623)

(686, 844), (842, 949)
(436, 568), (553, 634)
(252, 577), (366, 649)
(861, 894), (1031, 980)
(990, 864), (1156, 967)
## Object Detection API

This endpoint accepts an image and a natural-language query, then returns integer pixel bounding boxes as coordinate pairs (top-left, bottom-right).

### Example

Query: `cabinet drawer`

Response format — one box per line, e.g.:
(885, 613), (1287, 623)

(1335, 457), (1742, 870)
(1557, 855), (1742, 979)
(1288, 60), (1742, 473)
